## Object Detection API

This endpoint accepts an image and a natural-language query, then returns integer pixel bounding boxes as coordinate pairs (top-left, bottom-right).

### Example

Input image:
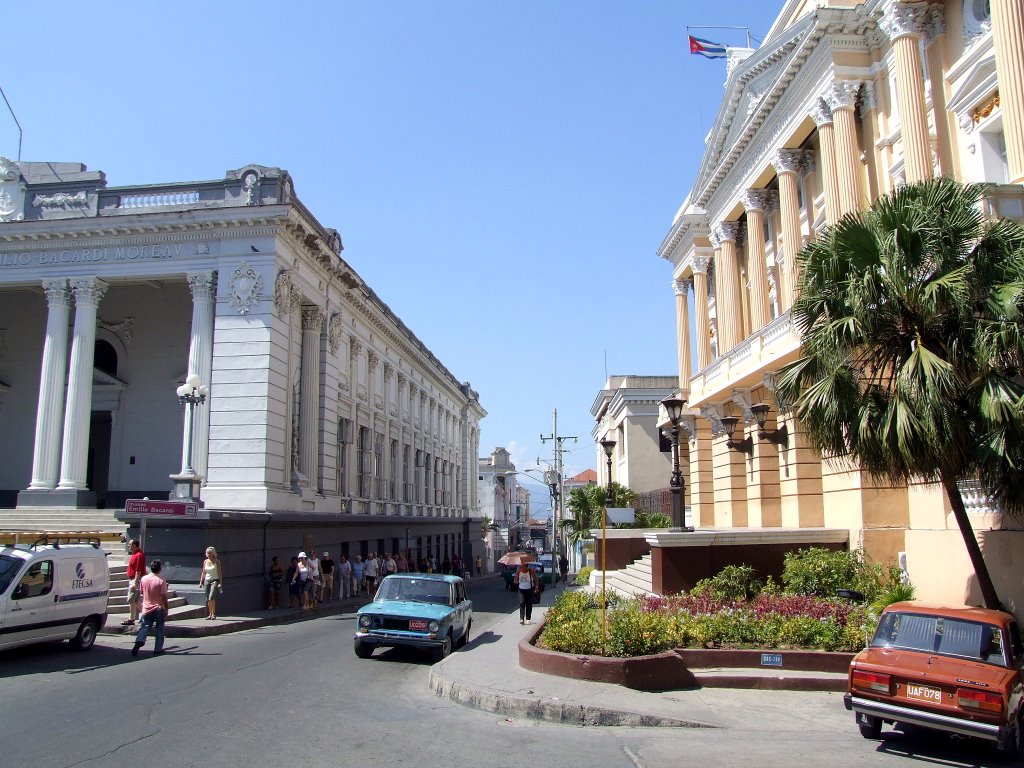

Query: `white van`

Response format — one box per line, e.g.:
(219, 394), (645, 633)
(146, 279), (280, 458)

(0, 538), (110, 653)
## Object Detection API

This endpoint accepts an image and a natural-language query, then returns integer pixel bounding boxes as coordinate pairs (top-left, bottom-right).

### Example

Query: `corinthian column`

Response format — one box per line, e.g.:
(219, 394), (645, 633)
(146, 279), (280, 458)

(992, 0), (1024, 184)
(880, 0), (933, 184)
(828, 81), (865, 216)
(300, 305), (326, 488)
(772, 149), (805, 311)
(673, 279), (692, 392)
(182, 271), (217, 478)
(810, 98), (841, 225)
(692, 257), (713, 370)
(28, 279), (71, 489)
(711, 221), (743, 352)
(58, 278), (108, 492)
(741, 189), (774, 330)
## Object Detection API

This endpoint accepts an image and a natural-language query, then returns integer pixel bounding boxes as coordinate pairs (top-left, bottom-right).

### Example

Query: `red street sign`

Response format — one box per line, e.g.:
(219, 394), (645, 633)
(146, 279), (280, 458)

(124, 499), (198, 518)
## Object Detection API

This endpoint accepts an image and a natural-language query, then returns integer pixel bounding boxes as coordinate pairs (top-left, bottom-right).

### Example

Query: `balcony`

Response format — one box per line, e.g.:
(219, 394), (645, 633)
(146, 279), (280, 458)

(689, 312), (802, 404)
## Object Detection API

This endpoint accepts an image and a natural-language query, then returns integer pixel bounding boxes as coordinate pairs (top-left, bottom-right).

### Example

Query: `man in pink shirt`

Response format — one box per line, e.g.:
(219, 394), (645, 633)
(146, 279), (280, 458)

(132, 559), (169, 657)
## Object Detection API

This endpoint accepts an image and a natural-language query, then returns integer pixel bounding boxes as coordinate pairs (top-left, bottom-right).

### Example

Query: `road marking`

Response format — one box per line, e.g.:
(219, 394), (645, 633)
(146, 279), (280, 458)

(622, 745), (644, 768)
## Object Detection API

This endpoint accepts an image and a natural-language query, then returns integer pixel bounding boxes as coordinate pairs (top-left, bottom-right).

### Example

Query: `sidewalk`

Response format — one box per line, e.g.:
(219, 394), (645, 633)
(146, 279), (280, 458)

(428, 605), (844, 729)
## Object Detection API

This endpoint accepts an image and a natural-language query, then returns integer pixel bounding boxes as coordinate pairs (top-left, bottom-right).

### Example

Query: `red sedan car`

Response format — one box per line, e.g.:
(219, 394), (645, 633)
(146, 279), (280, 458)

(845, 602), (1024, 757)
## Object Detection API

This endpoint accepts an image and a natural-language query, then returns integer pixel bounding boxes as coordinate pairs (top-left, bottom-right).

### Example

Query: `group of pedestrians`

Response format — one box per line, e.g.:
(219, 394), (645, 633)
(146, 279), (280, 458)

(122, 538), (170, 658)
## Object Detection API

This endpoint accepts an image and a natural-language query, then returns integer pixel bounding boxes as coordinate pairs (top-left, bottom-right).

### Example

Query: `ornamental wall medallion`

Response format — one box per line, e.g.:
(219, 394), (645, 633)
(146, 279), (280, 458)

(228, 260), (264, 316)
(273, 270), (293, 316)
(0, 157), (26, 222)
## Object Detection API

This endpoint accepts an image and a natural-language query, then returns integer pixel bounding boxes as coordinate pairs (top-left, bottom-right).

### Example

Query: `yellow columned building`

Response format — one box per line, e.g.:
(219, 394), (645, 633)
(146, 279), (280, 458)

(658, 0), (1024, 610)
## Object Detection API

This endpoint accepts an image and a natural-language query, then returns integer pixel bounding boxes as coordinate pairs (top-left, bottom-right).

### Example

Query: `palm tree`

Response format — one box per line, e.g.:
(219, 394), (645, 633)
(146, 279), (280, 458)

(777, 178), (1024, 610)
(559, 482), (638, 544)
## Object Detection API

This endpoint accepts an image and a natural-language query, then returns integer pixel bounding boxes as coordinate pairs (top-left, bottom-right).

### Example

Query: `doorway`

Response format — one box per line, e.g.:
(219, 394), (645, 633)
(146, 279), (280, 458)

(86, 412), (112, 508)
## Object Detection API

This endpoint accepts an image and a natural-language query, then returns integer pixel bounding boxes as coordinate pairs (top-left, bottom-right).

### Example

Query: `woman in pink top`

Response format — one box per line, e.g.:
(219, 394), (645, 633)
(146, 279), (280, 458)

(132, 559), (169, 657)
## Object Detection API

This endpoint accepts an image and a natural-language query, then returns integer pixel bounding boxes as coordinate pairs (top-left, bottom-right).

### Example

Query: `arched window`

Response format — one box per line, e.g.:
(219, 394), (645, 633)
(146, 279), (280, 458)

(94, 340), (118, 376)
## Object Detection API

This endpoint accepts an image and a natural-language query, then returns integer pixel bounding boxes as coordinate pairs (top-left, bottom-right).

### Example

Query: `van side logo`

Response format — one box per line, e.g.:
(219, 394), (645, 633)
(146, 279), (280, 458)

(72, 562), (93, 589)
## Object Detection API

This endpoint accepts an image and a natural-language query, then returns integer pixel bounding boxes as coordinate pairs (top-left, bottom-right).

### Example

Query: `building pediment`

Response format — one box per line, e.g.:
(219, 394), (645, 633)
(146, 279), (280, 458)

(694, 14), (816, 198)
(947, 50), (998, 130)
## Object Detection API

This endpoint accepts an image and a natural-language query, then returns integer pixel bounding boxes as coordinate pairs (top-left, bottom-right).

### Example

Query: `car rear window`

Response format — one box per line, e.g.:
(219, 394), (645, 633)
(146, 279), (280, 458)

(871, 611), (1008, 666)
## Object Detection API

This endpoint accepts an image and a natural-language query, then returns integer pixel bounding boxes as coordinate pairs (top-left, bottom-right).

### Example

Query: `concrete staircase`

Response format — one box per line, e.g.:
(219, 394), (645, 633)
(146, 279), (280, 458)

(106, 564), (205, 628)
(597, 553), (654, 597)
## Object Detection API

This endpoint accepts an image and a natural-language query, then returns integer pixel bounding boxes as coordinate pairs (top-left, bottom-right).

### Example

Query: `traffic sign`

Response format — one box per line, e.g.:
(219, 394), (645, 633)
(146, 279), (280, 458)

(124, 499), (199, 518)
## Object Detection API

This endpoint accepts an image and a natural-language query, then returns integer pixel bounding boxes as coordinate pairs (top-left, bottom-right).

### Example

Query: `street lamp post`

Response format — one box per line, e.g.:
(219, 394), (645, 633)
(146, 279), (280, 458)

(599, 435), (616, 654)
(170, 373), (208, 503)
(660, 395), (692, 532)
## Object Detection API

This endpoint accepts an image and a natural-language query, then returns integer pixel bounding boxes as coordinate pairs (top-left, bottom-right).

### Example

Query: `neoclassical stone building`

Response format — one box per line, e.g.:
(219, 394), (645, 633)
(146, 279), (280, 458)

(0, 160), (485, 608)
(658, 0), (1024, 608)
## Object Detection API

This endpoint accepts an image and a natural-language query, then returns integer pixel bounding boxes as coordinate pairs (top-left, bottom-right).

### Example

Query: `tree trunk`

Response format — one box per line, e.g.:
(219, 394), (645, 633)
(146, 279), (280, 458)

(941, 474), (1002, 610)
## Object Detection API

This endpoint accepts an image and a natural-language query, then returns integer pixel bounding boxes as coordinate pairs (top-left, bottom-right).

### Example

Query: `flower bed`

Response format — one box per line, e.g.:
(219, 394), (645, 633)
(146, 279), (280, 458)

(538, 590), (875, 658)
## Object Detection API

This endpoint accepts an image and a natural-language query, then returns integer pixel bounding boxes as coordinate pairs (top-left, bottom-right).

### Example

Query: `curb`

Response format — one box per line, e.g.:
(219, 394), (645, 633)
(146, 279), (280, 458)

(427, 666), (716, 728)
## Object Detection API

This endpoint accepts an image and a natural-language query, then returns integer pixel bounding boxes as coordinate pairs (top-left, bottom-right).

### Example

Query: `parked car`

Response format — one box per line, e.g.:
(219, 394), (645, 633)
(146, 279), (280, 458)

(0, 539), (109, 654)
(500, 562), (551, 591)
(844, 602), (1024, 757)
(353, 573), (472, 663)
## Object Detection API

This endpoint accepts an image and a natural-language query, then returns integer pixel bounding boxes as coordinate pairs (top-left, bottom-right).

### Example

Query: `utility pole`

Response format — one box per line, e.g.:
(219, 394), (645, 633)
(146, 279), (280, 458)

(541, 409), (576, 584)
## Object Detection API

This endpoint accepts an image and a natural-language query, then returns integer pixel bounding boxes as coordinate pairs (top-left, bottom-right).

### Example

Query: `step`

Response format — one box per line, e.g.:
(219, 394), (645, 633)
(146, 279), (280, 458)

(107, 595), (190, 614)
(101, 602), (208, 633)
(690, 667), (847, 692)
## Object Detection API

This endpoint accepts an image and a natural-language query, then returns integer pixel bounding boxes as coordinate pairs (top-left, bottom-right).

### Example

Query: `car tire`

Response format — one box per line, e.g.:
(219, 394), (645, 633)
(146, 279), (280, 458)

(997, 716), (1022, 759)
(857, 713), (882, 740)
(353, 639), (374, 659)
(70, 618), (99, 652)
(432, 633), (453, 663)
(458, 620), (472, 649)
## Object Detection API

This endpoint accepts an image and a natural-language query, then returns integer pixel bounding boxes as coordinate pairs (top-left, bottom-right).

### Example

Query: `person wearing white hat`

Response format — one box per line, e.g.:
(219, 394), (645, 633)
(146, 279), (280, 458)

(293, 552), (311, 609)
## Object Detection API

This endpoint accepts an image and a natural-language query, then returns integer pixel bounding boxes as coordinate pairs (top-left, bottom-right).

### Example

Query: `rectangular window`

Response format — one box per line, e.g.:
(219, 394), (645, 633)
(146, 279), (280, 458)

(337, 418), (352, 495)
(357, 427), (370, 498)
(389, 439), (398, 500)
(374, 432), (385, 499)
(403, 445), (412, 502)
(415, 450), (424, 504)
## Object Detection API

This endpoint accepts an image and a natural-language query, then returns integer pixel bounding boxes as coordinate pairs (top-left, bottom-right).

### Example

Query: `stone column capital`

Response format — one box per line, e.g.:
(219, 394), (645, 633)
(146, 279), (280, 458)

(187, 271), (217, 301)
(879, 0), (931, 42)
(711, 221), (741, 246)
(301, 305), (326, 331)
(772, 148), (804, 176)
(367, 349), (379, 373)
(41, 278), (70, 306)
(809, 97), (834, 127)
(383, 362), (393, 382)
(828, 80), (863, 111)
(69, 277), (108, 306)
(349, 336), (363, 361)
(742, 189), (774, 213)
(673, 278), (690, 296)
(692, 255), (711, 275)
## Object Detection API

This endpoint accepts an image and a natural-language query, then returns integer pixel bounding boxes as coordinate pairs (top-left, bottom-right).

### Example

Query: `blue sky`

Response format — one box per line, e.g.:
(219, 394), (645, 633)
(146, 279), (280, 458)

(4, 1), (780, 486)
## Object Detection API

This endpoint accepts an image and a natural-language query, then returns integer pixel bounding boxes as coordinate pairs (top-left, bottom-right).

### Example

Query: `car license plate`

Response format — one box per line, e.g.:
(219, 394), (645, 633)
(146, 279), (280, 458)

(408, 619), (428, 630)
(906, 683), (942, 703)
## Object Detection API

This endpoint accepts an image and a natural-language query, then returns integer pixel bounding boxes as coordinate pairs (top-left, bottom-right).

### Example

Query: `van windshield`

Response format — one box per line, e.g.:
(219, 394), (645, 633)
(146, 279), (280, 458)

(0, 554), (23, 595)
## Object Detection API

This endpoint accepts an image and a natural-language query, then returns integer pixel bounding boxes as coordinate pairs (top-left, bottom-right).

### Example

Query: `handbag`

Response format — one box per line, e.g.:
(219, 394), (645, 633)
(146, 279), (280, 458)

(532, 585), (541, 604)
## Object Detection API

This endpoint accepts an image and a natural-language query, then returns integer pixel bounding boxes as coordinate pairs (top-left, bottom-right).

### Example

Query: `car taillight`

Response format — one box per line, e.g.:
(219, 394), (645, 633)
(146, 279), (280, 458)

(852, 669), (892, 694)
(957, 688), (1004, 715)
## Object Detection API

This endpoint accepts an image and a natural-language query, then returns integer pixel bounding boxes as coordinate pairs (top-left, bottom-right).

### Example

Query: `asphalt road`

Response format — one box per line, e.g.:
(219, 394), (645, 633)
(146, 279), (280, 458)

(1, 578), (1019, 768)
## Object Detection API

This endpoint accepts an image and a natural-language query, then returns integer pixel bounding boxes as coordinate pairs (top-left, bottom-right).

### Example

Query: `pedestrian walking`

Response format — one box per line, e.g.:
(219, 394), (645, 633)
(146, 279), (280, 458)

(307, 551), (322, 606)
(559, 554), (569, 584)
(352, 555), (364, 595)
(516, 562), (538, 625)
(363, 552), (379, 594)
(198, 546), (223, 620)
(338, 555), (352, 599)
(475, 555), (482, 577)
(441, 555), (451, 575)
(293, 552), (311, 609)
(123, 539), (145, 627)
(267, 556), (284, 609)
(383, 552), (397, 579)
(131, 559), (168, 657)
(320, 551), (335, 602)
(286, 556), (300, 608)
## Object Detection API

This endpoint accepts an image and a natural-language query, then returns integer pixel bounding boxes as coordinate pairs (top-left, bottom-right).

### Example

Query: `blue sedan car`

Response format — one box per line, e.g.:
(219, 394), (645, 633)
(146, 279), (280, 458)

(354, 573), (472, 663)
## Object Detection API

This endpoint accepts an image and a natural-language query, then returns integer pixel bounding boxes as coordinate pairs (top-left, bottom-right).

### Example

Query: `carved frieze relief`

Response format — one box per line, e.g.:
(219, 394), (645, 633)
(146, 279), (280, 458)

(228, 261), (263, 316)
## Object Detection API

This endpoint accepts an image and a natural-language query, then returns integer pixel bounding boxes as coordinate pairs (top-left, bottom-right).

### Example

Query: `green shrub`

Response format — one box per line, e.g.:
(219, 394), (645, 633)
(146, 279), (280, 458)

(781, 547), (884, 602)
(607, 601), (681, 656)
(690, 564), (763, 601)
(871, 581), (916, 614)
(539, 590), (601, 654)
(575, 566), (593, 586)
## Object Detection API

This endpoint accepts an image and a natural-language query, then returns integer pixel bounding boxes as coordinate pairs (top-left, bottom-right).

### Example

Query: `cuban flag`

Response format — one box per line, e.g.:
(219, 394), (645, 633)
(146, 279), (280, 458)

(688, 35), (728, 59)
